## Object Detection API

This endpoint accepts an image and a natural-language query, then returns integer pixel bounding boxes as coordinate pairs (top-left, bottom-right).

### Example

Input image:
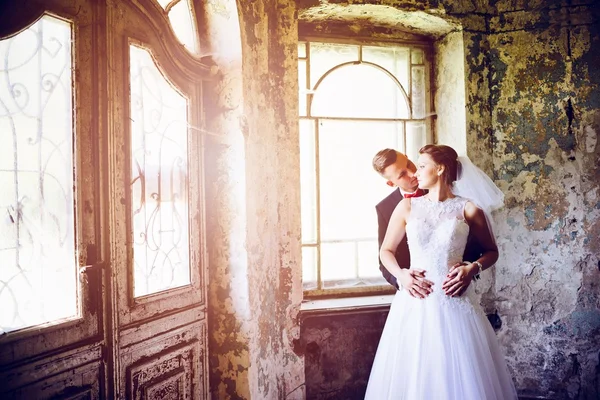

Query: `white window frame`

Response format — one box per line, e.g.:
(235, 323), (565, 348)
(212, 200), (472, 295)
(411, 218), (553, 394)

(299, 37), (434, 298)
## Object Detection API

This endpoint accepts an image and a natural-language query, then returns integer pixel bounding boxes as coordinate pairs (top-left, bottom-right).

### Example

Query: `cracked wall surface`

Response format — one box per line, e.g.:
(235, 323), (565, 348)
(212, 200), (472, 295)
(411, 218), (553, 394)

(489, 2), (600, 398)
(202, 0), (304, 398)
(236, 1), (305, 396)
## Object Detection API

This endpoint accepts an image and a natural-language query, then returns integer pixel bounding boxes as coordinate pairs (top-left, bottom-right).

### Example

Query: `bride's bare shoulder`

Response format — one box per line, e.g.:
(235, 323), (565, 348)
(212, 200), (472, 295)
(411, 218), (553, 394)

(464, 200), (485, 221)
(391, 198), (412, 218)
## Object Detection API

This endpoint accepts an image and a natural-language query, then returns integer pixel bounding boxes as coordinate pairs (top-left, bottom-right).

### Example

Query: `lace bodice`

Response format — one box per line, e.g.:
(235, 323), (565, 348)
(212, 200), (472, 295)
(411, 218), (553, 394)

(406, 196), (469, 282)
(405, 196), (481, 312)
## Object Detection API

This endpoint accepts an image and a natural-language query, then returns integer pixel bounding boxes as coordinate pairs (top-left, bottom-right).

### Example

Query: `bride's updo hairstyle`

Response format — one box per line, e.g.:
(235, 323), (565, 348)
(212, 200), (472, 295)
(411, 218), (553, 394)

(418, 144), (459, 187)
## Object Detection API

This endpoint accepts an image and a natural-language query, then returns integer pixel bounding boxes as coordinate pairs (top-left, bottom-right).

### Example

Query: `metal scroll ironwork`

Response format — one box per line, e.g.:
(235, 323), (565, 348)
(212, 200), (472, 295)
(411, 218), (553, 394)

(0, 15), (77, 333)
(129, 45), (191, 298)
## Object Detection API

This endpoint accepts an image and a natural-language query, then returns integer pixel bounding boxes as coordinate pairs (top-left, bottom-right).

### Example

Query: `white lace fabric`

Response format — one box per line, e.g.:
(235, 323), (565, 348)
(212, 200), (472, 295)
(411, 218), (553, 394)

(405, 196), (480, 316)
(407, 196), (469, 278)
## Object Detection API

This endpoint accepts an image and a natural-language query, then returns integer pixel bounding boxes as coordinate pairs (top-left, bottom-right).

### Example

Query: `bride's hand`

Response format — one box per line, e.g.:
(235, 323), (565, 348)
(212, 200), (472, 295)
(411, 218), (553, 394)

(397, 269), (434, 299)
(442, 262), (476, 297)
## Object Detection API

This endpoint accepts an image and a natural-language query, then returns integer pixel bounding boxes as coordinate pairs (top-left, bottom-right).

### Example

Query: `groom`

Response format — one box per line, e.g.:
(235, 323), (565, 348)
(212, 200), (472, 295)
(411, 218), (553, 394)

(372, 149), (482, 297)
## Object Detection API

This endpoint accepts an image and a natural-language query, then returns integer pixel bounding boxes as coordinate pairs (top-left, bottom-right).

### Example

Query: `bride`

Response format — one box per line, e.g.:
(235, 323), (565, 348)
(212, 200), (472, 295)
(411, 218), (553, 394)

(364, 144), (518, 399)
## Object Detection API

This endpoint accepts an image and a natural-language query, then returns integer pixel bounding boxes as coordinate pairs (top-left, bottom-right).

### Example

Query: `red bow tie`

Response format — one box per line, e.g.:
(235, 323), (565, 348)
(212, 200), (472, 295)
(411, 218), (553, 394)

(403, 189), (425, 199)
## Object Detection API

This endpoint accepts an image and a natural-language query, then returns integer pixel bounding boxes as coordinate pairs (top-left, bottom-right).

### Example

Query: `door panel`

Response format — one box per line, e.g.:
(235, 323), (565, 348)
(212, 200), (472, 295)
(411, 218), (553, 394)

(3, 347), (104, 400)
(121, 322), (206, 400)
(106, 0), (207, 326)
(105, 1), (210, 398)
(0, 1), (105, 397)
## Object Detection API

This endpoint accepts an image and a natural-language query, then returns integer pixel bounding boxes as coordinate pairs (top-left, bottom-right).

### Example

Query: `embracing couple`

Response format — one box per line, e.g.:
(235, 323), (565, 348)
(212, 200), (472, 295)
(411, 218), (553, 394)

(365, 144), (518, 399)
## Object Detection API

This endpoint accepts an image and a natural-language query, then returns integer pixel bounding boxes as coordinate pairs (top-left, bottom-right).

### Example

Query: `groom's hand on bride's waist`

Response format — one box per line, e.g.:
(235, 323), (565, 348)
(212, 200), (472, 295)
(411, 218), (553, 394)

(398, 269), (434, 299)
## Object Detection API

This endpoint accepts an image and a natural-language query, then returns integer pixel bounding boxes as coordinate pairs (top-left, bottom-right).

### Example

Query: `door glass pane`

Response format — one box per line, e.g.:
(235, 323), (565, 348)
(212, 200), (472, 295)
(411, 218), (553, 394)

(130, 45), (191, 297)
(168, 0), (199, 54)
(0, 15), (77, 333)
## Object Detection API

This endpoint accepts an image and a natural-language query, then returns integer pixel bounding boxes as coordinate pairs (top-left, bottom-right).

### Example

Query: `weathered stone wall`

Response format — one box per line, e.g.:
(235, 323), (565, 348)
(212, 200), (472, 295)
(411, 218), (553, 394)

(236, 1), (304, 395)
(488, 2), (600, 398)
(202, 0), (304, 398)
(435, 30), (468, 155)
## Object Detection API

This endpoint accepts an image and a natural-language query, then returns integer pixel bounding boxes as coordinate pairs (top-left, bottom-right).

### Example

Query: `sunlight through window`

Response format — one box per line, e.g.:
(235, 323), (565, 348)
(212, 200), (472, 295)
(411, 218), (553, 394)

(154, 0), (200, 54)
(299, 41), (431, 294)
(0, 15), (77, 333)
(129, 45), (191, 297)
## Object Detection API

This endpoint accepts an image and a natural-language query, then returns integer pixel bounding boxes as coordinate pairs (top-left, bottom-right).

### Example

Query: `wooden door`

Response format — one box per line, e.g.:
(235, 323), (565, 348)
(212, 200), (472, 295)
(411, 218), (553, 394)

(105, 0), (210, 398)
(0, 0), (107, 398)
(0, 1), (211, 398)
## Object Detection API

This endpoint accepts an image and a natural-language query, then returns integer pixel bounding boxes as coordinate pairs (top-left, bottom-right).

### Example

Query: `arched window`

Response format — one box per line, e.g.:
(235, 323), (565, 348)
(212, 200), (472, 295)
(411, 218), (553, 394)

(153, 0), (200, 54)
(311, 62), (411, 119)
(299, 40), (433, 296)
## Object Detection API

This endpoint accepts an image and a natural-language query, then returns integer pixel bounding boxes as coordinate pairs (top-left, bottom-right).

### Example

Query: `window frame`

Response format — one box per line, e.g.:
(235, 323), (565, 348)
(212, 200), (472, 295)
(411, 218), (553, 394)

(299, 36), (435, 299)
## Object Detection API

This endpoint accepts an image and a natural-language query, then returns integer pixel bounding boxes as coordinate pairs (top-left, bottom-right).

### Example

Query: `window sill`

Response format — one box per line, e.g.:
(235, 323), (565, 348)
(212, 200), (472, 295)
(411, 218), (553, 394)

(299, 293), (395, 319)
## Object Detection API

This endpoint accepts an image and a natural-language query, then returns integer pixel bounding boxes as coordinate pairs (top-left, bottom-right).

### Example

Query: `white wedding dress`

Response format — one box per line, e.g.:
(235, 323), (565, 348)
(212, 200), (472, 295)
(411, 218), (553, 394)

(365, 196), (517, 400)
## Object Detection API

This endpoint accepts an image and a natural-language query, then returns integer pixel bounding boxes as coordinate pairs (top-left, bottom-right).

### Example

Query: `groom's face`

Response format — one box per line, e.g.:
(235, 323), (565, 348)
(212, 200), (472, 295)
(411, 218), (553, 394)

(382, 155), (418, 192)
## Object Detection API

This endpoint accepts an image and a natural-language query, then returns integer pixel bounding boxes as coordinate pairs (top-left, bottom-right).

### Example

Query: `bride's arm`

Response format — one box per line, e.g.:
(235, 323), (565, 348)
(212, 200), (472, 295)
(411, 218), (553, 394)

(380, 199), (433, 298)
(443, 201), (498, 296)
(463, 201), (499, 276)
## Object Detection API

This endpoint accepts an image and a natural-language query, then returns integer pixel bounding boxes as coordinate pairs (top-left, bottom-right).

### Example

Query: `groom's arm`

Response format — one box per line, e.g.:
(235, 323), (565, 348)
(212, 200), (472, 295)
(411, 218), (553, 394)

(463, 231), (484, 266)
(377, 205), (399, 289)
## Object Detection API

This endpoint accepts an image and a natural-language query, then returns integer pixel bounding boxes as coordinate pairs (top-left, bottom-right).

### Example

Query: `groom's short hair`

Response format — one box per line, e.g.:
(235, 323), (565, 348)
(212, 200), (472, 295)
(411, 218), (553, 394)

(373, 149), (400, 174)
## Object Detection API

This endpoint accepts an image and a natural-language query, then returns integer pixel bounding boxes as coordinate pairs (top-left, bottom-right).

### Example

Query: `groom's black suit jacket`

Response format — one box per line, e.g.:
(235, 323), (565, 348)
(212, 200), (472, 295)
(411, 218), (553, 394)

(376, 189), (484, 289)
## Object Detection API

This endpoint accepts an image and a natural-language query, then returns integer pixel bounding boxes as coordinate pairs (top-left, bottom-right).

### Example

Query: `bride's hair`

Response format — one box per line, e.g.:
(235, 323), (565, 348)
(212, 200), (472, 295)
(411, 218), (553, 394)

(418, 144), (459, 186)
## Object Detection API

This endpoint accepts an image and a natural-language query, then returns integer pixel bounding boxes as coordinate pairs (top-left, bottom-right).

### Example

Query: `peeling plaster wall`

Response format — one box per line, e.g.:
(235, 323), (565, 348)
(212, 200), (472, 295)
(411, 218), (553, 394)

(201, 0), (304, 398)
(463, 28), (495, 175)
(236, 0), (304, 399)
(488, 3), (600, 398)
(435, 30), (468, 155)
(198, 1), (254, 399)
